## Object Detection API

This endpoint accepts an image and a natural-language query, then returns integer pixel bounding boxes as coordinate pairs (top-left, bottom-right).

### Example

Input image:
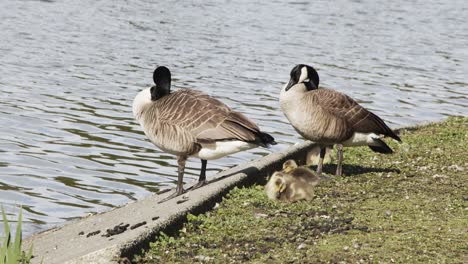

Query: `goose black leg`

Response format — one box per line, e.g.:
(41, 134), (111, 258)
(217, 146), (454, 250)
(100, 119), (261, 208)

(336, 144), (343, 176)
(191, 159), (208, 189)
(316, 146), (326, 176)
(159, 156), (187, 203)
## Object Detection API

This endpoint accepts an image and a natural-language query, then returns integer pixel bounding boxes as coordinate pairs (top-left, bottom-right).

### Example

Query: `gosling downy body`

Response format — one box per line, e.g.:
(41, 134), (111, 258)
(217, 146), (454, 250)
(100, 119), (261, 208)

(279, 64), (401, 176)
(265, 160), (319, 202)
(134, 66), (276, 202)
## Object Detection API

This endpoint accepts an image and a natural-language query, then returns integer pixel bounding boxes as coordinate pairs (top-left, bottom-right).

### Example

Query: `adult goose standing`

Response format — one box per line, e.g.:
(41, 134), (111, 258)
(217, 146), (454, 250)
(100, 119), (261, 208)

(279, 64), (401, 176)
(133, 66), (276, 202)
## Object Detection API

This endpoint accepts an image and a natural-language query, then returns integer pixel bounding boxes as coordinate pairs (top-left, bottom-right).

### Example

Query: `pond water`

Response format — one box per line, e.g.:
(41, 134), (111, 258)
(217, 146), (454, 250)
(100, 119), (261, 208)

(0, 0), (467, 236)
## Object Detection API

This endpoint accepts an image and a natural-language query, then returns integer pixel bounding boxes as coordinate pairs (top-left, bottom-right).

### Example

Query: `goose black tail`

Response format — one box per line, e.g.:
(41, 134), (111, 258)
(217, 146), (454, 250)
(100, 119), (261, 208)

(386, 129), (402, 142)
(368, 138), (393, 154)
(255, 131), (277, 148)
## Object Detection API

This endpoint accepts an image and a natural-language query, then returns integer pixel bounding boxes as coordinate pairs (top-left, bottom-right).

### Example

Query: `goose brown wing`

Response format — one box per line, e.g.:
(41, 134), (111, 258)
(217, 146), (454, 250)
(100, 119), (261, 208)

(314, 89), (401, 141)
(195, 111), (260, 143)
(156, 89), (271, 145)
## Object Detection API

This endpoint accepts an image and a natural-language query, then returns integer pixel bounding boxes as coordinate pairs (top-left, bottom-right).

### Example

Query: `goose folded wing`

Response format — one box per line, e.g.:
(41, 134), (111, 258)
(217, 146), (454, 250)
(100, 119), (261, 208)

(316, 89), (400, 141)
(194, 111), (260, 143)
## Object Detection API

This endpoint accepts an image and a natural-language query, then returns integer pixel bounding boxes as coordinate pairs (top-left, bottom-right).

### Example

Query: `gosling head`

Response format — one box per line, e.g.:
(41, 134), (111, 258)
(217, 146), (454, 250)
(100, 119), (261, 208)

(267, 171), (287, 200)
(282, 159), (298, 174)
(284, 64), (319, 92)
(151, 66), (171, 101)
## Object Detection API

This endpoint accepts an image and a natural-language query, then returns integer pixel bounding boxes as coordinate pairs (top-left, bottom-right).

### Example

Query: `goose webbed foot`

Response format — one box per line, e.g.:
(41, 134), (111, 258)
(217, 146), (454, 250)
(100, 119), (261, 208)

(158, 187), (185, 203)
(190, 179), (207, 190)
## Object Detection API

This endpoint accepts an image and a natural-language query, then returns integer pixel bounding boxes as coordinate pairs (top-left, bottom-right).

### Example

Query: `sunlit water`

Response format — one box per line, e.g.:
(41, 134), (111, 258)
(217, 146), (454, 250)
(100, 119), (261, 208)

(0, 0), (467, 236)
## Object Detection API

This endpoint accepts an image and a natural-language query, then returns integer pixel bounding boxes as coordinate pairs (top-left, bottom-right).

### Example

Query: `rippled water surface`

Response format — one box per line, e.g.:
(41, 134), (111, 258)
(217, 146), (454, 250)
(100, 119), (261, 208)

(1, 0), (467, 235)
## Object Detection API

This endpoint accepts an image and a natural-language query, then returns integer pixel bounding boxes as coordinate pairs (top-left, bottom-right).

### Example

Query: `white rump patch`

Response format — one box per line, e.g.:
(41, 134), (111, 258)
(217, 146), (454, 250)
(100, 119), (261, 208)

(298, 66), (308, 83)
(342, 132), (382, 147)
(195, 141), (256, 160)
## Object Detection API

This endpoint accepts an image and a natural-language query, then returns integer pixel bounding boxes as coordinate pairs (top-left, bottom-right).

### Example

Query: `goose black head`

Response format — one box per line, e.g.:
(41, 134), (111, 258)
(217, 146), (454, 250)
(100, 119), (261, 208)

(284, 64), (320, 92)
(151, 66), (171, 101)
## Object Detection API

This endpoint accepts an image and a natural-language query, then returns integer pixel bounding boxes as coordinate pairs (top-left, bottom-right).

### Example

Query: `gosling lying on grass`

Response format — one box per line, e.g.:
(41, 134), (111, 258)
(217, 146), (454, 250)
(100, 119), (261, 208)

(265, 160), (320, 202)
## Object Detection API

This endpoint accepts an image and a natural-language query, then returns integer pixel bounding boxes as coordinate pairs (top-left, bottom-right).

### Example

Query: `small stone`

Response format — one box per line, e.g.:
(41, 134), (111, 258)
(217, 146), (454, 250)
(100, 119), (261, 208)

(385, 210), (392, 216)
(194, 255), (213, 261)
(297, 243), (307, 250)
(432, 174), (448, 179)
(255, 213), (268, 219)
(448, 165), (464, 172)
(343, 246), (350, 251)
(353, 243), (360, 249)
(418, 166), (428, 171)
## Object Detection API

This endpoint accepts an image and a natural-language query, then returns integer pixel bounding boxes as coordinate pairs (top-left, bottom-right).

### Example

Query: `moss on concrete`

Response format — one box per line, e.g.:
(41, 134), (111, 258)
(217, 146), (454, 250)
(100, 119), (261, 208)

(137, 116), (467, 263)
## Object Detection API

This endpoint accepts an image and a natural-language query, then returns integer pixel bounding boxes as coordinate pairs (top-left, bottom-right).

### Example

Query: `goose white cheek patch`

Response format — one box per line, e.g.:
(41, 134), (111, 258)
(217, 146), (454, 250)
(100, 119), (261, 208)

(298, 66), (308, 83)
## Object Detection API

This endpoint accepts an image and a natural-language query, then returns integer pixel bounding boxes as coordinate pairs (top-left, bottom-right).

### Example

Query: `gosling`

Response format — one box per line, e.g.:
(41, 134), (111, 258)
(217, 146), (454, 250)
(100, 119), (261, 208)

(265, 160), (320, 202)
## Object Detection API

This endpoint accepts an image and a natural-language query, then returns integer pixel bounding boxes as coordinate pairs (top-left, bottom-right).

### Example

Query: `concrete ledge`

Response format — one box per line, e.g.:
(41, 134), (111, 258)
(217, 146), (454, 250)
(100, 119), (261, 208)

(23, 141), (316, 264)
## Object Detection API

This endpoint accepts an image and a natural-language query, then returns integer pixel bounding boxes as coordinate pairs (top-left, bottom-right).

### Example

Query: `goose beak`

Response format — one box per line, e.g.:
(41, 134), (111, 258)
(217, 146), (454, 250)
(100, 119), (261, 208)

(276, 182), (286, 199)
(284, 78), (295, 91)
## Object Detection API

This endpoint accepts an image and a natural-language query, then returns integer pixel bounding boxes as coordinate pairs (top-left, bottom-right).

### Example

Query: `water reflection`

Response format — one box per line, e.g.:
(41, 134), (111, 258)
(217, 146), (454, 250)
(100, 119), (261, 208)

(0, 0), (467, 236)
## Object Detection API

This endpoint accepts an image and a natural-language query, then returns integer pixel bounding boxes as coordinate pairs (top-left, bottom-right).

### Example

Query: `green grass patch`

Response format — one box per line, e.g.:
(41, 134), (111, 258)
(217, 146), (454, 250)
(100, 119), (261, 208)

(137, 116), (467, 263)
(1, 207), (32, 264)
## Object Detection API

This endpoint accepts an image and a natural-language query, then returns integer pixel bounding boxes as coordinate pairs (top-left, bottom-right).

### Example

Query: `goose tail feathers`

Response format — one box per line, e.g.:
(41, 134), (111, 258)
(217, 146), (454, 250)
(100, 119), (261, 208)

(368, 138), (393, 154)
(255, 131), (277, 148)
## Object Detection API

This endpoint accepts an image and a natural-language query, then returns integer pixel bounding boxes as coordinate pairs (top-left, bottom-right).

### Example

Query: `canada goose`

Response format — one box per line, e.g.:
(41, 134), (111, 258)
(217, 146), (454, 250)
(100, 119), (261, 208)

(265, 160), (319, 202)
(133, 66), (276, 202)
(280, 64), (401, 177)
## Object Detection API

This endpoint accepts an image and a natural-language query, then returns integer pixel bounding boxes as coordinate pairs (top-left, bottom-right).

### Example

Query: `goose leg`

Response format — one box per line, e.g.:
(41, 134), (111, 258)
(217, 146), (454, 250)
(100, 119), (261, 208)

(336, 144), (343, 176)
(191, 159), (208, 189)
(159, 156), (187, 203)
(316, 146), (326, 176)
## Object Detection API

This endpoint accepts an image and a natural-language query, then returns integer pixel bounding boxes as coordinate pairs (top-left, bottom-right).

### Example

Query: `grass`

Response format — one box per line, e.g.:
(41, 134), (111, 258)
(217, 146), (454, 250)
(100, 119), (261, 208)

(137, 116), (467, 263)
(1, 207), (32, 264)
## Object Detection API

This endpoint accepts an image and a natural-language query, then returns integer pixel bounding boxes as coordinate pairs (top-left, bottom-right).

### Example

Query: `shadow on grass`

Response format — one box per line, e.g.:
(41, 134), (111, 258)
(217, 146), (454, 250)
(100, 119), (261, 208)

(310, 164), (401, 176)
